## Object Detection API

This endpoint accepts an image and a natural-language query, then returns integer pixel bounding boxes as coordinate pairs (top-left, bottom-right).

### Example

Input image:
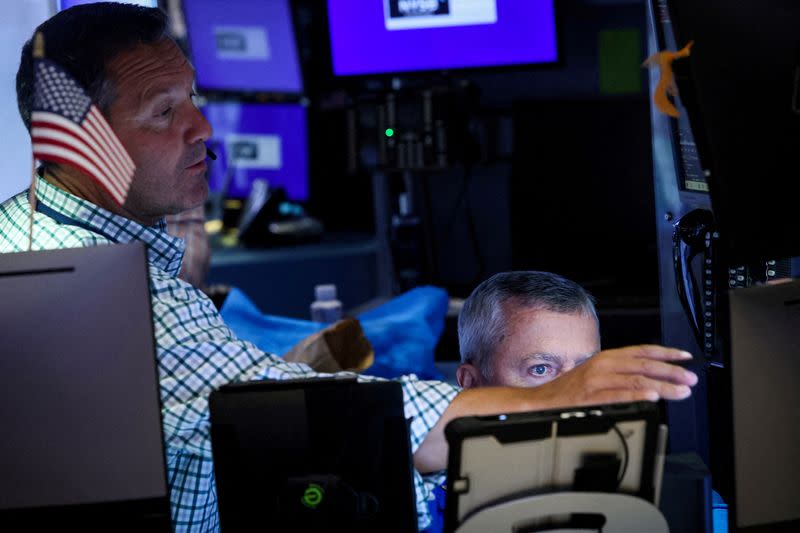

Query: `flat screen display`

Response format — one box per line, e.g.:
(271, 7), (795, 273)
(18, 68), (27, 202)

(203, 102), (309, 201)
(0, 244), (169, 525)
(667, 0), (800, 264)
(327, 0), (558, 76)
(183, 0), (303, 93)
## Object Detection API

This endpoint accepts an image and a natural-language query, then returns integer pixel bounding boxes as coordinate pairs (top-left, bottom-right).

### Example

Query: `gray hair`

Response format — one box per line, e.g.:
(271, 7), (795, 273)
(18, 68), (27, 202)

(457, 271), (598, 378)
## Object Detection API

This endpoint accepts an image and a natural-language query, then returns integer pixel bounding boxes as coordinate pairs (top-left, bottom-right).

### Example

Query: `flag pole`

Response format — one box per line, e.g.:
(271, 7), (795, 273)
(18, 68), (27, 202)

(28, 32), (44, 252)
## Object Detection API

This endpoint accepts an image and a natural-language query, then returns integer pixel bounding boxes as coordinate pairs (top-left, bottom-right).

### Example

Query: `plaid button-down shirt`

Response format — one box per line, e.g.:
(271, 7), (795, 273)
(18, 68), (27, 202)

(0, 176), (458, 532)
(165, 205), (210, 288)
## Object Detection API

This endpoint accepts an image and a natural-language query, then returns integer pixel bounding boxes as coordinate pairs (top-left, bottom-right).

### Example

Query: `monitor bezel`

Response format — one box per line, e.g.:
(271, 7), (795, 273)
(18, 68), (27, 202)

(182, 0), (306, 99)
(322, 0), (565, 89)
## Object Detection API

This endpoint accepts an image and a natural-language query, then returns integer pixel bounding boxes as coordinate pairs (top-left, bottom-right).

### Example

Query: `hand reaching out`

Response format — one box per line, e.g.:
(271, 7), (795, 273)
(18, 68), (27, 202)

(530, 344), (697, 408)
(414, 344), (697, 473)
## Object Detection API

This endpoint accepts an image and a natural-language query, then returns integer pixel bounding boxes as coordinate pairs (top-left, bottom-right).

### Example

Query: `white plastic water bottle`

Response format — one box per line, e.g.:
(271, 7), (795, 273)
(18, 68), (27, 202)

(310, 284), (342, 323)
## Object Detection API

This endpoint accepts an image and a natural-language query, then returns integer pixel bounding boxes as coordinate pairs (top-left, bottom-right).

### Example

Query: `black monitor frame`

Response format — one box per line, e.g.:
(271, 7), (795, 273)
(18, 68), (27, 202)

(181, 0), (306, 101)
(321, 0), (565, 93)
(664, 0), (800, 266)
(0, 243), (171, 531)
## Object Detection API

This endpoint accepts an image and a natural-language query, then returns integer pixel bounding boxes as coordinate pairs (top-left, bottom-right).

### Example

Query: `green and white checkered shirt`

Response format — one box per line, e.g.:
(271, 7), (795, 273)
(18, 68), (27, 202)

(0, 176), (458, 532)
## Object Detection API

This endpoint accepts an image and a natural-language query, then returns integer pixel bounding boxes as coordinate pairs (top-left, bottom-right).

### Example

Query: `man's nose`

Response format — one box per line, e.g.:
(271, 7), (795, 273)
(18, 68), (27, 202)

(187, 105), (213, 144)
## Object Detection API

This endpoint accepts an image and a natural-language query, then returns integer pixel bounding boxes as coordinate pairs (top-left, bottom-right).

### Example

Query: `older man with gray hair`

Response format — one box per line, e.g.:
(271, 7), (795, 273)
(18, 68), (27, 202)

(457, 271), (602, 389)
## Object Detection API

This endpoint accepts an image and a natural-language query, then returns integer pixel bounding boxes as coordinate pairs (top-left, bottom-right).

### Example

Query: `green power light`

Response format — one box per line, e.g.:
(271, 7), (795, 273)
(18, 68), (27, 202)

(302, 483), (324, 509)
(385, 128), (395, 137)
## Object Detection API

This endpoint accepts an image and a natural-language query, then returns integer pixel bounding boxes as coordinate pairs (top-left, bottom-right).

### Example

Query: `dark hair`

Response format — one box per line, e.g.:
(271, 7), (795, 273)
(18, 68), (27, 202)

(458, 271), (598, 377)
(16, 2), (169, 131)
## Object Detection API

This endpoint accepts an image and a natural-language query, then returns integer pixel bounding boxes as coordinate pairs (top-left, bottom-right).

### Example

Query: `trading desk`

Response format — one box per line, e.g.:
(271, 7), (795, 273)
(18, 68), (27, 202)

(208, 233), (379, 318)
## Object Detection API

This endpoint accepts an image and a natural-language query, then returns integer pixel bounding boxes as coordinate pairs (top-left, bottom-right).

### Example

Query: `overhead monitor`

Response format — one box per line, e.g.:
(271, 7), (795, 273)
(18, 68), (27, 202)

(203, 102), (309, 201)
(327, 0), (558, 76)
(56, 0), (159, 9)
(183, 0), (303, 94)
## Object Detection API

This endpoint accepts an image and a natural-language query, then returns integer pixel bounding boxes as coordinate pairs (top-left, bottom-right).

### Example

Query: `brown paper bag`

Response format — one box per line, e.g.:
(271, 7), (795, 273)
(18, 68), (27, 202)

(283, 317), (374, 373)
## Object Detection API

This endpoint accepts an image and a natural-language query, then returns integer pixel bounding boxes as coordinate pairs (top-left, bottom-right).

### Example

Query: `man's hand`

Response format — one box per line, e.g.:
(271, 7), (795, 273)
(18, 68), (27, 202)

(413, 345), (696, 473)
(533, 344), (695, 406)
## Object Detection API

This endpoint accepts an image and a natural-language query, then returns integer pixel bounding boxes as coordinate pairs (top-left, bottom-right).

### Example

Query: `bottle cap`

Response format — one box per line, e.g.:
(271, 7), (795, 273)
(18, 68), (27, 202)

(314, 284), (337, 301)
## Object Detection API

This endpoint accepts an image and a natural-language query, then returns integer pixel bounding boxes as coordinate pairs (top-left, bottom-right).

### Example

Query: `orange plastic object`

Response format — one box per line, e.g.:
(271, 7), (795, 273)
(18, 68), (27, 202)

(642, 40), (694, 118)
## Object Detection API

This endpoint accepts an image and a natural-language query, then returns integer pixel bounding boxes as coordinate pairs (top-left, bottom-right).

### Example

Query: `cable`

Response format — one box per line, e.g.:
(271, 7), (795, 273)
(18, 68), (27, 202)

(462, 170), (486, 285)
(438, 165), (486, 286)
(439, 165), (472, 245)
(419, 172), (439, 282)
(611, 424), (630, 489)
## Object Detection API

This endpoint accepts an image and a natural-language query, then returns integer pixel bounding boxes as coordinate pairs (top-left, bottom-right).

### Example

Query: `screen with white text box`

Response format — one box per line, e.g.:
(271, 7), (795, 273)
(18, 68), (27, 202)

(328, 0), (557, 76)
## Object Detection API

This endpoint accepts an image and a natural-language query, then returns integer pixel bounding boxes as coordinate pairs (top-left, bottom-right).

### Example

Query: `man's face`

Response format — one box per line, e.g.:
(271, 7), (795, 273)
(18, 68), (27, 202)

(105, 38), (212, 224)
(457, 305), (601, 388)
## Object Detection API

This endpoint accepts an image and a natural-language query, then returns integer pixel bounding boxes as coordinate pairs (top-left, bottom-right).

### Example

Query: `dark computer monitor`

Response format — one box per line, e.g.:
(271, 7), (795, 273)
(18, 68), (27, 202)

(651, 4), (800, 531)
(665, 0), (800, 265)
(203, 101), (309, 201)
(0, 243), (171, 531)
(209, 378), (418, 532)
(56, 0), (159, 10)
(724, 280), (800, 532)
(183, 0), (303, 94)
(327, 0), (558, 76)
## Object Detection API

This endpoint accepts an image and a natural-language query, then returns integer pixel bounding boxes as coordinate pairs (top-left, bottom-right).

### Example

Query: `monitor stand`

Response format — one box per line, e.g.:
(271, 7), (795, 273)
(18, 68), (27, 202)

(456, 491), (669, 533)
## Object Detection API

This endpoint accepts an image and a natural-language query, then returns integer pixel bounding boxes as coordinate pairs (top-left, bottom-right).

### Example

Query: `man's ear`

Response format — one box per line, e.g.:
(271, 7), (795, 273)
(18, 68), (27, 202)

(456, 363), (482, 389)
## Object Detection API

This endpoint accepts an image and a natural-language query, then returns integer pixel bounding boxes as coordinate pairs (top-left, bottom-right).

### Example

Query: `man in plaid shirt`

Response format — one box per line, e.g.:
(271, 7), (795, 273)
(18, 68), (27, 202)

(3, 3), (697, 532)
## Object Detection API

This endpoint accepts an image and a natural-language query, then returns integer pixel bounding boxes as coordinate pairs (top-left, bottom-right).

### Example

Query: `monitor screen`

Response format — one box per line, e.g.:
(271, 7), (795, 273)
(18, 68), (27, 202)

(57, 0), (158, 9)
(327, 0), (558, 76)
(203, 102), (309, 201)
(666, 0), (800, 264)
(183, 0), (303, 94)
(0, 244), (170, 528)
(727, 281), (800, 530)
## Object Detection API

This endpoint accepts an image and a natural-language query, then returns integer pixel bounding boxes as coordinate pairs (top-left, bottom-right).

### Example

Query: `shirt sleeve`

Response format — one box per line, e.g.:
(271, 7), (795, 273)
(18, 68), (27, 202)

(150, 275), (459, 530)
(397, 376), (459, 530)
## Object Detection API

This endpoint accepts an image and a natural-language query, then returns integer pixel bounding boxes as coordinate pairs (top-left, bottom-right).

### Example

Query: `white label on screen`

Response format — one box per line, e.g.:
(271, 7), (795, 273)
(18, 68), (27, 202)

(384, 0), (497, 31)
(225, 134), (282, 170)
(213, 26), (271, 61)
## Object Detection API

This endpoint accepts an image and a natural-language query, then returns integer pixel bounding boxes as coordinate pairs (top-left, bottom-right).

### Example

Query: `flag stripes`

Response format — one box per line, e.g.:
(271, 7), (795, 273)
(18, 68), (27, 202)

(31, 59), (134, 205)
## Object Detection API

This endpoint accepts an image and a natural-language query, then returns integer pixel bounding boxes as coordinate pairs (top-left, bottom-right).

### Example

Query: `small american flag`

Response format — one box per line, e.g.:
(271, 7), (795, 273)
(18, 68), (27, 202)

(31, 59), (135, 205)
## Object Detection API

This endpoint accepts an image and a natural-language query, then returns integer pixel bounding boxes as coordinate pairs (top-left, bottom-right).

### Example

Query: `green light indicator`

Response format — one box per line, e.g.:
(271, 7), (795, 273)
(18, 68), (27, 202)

(385, 128), (395, 138)
(302, 483), (324, 509)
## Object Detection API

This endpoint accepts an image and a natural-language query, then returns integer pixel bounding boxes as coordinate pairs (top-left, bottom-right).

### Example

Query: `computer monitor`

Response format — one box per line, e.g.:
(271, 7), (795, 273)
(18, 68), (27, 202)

(183, 0), (303, 94)
(724, 280), (800, 531)
(209, 378), (418, 532)
(664, 0), (800, 265)
(203, 101), (309, 201)
(0, 243), (171, 531)
(56, 0), (159, 10)
(327, 0), (558, 76)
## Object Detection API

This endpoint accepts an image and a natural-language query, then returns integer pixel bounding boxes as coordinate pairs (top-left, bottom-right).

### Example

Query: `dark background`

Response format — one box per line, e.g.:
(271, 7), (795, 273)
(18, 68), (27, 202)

(291, 0), (660, 349)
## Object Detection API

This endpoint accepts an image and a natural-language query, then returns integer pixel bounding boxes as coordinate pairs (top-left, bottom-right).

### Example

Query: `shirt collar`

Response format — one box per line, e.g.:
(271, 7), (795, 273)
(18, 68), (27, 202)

(34, 175), (185, 276)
